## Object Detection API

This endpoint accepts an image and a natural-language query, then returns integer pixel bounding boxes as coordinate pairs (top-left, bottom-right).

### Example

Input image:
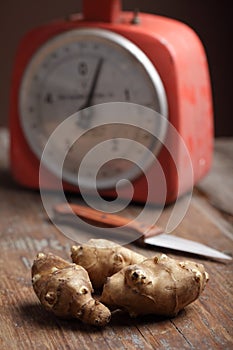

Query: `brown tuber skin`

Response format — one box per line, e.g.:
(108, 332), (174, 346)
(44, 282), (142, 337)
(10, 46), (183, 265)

(71, 239), (146, 289)
(31, 252), (111, 327)
(100, 253), (209, 317)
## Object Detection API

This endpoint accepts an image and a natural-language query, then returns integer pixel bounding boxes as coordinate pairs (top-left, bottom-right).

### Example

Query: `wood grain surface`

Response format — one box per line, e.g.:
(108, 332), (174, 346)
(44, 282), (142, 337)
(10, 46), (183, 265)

(0, 129), (232, 350)
(197, 138), (233, 216)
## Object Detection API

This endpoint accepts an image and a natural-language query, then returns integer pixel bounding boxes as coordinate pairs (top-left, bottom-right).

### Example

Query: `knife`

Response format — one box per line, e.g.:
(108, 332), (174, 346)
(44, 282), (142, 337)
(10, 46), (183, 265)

(54, 203), (232, 261)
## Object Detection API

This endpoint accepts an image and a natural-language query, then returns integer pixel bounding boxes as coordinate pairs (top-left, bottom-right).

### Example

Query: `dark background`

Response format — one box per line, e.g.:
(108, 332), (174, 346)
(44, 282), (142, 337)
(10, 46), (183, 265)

(1, 0), (232, 136)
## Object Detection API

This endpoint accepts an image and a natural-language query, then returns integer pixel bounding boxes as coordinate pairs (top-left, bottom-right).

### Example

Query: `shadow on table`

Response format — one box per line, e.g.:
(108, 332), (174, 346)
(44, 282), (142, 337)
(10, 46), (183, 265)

(0, 168), (36, 192)
(18, 301), (181, 332)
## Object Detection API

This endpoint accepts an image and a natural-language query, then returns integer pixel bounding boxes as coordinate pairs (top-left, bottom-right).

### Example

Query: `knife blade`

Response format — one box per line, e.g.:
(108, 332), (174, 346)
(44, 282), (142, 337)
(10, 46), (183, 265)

(54, 203), (232, 261)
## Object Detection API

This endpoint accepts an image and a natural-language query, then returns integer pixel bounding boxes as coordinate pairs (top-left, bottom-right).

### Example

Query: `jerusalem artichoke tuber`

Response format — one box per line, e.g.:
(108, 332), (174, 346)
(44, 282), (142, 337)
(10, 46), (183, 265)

(71, 239), (146, 289)
(31, 252), (111, 326)
(100, 253), (209, 317)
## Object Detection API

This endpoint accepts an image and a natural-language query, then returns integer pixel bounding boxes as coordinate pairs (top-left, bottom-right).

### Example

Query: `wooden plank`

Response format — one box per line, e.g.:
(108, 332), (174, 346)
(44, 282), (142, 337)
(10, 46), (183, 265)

(197, 138), (233, 216)
(0, 128), (233, 350)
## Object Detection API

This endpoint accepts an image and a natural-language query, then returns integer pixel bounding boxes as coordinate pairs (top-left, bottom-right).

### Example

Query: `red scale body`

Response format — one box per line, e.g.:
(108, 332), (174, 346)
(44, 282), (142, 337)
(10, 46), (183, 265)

(9, 0), (213, 203)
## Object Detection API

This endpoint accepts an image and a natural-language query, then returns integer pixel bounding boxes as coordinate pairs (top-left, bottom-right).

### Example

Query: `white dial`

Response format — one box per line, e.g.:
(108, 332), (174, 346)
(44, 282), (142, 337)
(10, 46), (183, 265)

(19, 28), (167, 189)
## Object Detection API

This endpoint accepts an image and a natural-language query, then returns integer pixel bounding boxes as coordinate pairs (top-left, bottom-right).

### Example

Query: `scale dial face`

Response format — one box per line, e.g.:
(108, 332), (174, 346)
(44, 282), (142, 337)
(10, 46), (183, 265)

(19, 28), (167, 189)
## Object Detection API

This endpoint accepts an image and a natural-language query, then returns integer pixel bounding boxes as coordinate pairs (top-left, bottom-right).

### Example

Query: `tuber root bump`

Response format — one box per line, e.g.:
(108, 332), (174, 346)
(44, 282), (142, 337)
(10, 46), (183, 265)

(100, 253), (209, 317)
(31, 252), (111, 326)
(71, 239), (146, 289)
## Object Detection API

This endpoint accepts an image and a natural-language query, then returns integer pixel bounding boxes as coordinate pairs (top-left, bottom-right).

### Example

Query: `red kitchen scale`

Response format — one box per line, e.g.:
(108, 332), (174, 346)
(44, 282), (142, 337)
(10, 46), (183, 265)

(9, 0), (213, 204)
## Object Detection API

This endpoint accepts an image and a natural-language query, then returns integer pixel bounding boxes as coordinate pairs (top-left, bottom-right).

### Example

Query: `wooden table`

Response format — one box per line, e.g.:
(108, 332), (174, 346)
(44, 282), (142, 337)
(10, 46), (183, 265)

(0, 128), (232, 350)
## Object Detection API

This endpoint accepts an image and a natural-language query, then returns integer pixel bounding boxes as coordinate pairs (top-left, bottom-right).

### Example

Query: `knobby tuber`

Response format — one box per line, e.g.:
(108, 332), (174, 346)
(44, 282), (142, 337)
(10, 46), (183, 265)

(31, 242), (209, 326)
(71, 239), (146, 289)
(100, 253), (209, 317)
(31, 252), (111, 326)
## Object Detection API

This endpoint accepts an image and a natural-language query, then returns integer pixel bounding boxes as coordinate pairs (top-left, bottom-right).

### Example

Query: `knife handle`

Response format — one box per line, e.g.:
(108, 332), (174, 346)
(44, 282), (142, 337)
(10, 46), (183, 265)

(54, 203), (163, 238)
